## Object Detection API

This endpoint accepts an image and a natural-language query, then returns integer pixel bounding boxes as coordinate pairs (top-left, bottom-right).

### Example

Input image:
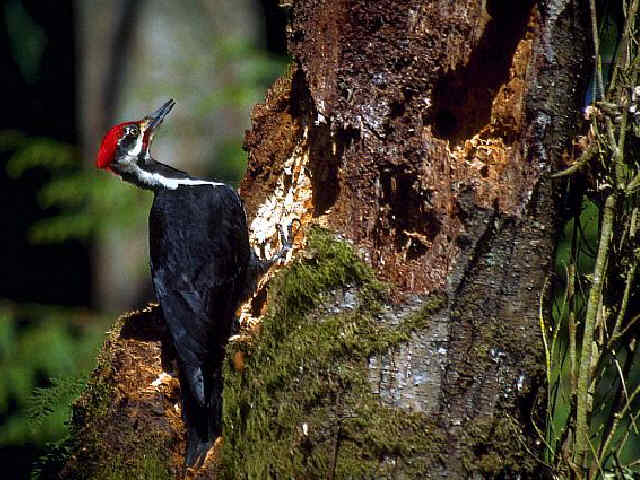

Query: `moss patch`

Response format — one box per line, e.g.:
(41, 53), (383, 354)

(64, 372), (172, 480)
(90, 442), (171, 480)
(222, 228), (447, 478)
(51, 308), (179, 480)
(459, 415), (538, 477)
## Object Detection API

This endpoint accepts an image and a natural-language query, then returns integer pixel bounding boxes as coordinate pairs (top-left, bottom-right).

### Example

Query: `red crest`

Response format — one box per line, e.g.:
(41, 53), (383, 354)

(96, 121), (138, 169)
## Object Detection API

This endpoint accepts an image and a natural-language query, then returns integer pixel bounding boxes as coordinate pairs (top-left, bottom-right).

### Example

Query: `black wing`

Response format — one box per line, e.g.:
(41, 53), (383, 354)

(149, 184), (250, 404)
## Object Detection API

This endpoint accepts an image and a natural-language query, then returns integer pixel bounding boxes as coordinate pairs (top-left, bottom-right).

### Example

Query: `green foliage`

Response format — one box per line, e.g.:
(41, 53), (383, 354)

(545, 192), (640, 476)
(0, 302), (107, 447)
(1, 131), (152, 244)
(29, 436), (75, 480)
(544, 1), (640, 476)
(553, 197), (599, 275)
(26, 376), (88, 429)
(545, 198), (599, 452)
(3, 136), (76, 177)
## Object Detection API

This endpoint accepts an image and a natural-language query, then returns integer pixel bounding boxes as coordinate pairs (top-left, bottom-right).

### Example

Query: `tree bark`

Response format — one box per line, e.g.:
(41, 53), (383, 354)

(61, 1), (590, 479)
(237, 0), (589, 476)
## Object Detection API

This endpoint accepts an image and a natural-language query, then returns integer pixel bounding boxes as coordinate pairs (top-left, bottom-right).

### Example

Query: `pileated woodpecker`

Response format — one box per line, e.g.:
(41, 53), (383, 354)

(96, 99), (290, 467)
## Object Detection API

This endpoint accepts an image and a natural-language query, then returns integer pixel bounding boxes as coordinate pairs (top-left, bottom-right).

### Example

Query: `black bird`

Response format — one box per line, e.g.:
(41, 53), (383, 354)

(96, 99), (290, 466)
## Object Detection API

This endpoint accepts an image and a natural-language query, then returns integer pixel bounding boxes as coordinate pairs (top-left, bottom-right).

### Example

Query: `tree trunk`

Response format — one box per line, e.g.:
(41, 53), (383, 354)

(60, 1), (590, 478)
(235, 0), (589, 476)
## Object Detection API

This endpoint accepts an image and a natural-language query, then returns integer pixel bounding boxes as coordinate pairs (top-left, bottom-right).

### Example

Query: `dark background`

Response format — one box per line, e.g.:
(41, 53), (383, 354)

(1, 1), (89, 307)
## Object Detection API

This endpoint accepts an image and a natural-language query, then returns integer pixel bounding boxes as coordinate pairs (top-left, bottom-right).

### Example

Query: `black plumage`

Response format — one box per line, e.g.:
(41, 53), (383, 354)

(149, 184), (250, 466)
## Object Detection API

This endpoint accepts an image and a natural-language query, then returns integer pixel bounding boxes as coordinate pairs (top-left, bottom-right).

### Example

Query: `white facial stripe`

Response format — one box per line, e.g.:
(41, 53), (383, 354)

(133, 165), (223, 190)
(127, 134), (144, 157)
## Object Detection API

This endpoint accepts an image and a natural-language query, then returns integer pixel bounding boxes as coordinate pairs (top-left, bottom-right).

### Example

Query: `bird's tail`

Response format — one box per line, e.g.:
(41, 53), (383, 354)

(180, 362), (224, 468)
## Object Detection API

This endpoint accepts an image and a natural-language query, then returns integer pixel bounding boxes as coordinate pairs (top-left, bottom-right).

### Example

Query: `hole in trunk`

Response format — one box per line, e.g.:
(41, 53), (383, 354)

(429, 0), (534, 145)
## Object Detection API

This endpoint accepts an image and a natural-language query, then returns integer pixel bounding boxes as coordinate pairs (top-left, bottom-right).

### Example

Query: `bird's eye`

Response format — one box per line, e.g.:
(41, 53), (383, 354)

(127, 125), (139, 136)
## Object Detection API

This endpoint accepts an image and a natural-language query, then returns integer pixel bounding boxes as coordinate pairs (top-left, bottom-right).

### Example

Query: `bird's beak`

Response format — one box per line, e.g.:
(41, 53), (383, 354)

(145, 99), (175, 132)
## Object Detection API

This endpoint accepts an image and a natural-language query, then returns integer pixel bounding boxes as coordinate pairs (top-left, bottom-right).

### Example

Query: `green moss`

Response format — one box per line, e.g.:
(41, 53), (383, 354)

(459, 415), (537, 477)
(93, 444), (171, 480)
(70, 371), (112, 432)
(222, 228), (447, 478)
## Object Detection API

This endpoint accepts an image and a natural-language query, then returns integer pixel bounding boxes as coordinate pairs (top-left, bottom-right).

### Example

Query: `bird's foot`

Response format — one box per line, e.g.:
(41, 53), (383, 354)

(272, 218), (300, 263)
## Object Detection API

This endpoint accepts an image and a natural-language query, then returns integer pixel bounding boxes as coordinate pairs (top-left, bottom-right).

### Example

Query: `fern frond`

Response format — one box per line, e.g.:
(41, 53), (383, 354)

(26, 376), (87, 429)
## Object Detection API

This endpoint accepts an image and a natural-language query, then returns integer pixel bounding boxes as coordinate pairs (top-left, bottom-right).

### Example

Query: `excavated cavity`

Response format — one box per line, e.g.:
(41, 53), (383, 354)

(308, 125), (361, 217)
(375, 165), (441, 258)
(308, 125), (340, 216)
(290, 67), (362, 218)
(289, 68), (312, 119)
(430, 0), (534, 145)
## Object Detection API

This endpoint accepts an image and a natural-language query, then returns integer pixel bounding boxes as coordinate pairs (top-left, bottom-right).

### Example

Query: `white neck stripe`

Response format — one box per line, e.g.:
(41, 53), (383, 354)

(133, 165), (224, 190)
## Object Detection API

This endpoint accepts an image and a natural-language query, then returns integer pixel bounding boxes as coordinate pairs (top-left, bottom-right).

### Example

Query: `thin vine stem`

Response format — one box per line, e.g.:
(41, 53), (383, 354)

(575, 193), (615, 467)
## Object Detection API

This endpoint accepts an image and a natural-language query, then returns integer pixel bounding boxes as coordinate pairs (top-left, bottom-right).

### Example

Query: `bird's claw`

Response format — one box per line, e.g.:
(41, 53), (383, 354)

(273, 219), (300, 262)
(276, 219), (300, 249)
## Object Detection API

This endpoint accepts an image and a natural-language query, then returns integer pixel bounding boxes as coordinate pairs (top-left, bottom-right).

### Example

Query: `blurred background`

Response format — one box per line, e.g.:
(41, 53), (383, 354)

(0, 0), (287, 476)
